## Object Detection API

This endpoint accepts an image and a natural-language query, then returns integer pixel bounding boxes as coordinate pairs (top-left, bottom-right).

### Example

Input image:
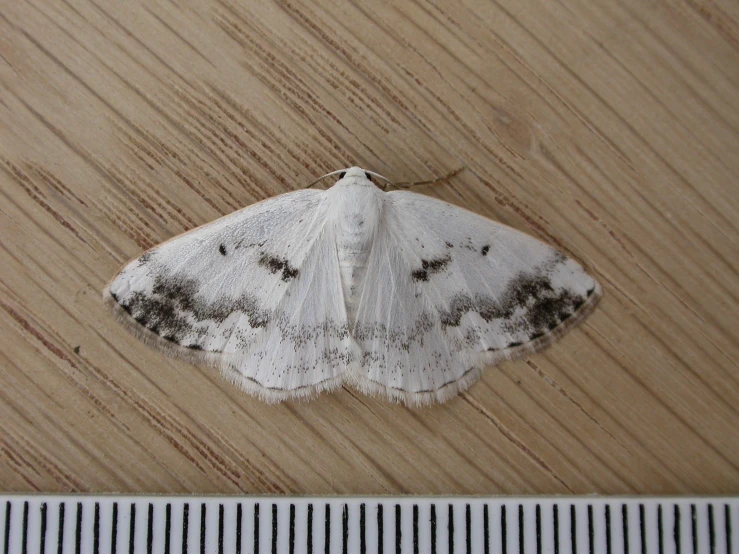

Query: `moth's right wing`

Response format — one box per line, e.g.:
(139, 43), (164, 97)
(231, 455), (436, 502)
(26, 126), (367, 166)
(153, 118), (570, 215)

(103, 189), (356, 402)
(349, 191), (601, 406)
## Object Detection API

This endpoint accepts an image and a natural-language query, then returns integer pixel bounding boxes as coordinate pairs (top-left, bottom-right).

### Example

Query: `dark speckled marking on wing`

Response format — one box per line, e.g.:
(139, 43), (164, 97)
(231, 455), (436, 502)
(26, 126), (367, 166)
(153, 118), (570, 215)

(411, 255), (452, 282)
(115, 272), (269, 347)
(437, 258), (589, 347)
(258, 252), (299, 281)
(137, 251), (153, 267)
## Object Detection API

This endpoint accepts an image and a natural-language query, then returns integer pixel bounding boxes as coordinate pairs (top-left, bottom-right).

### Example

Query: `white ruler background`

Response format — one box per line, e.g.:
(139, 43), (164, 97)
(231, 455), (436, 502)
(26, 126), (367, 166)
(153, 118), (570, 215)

(0, 496), (735, 554)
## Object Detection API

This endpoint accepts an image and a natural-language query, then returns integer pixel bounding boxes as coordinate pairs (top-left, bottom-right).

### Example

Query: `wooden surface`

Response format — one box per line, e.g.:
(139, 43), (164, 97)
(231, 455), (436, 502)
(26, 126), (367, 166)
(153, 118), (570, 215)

(0, 0), (737, 495)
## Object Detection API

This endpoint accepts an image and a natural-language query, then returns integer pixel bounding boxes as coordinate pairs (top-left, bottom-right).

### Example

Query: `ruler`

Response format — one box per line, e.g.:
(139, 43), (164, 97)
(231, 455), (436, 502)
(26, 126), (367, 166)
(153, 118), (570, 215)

(0, 496), (735, 553)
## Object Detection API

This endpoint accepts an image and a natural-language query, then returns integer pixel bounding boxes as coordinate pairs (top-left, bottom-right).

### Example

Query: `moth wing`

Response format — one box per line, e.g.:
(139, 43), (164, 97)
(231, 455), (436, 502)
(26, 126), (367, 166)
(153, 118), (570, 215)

(103, 189), (356, 401)
(348, 190), (601, 405)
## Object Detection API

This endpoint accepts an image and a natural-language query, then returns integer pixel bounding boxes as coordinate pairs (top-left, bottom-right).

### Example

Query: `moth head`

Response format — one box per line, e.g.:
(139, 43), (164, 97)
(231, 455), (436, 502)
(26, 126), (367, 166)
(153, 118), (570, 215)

(335, 167), (391, 189)
(308, 167), (392, 190)
(339, 167), (369, 181)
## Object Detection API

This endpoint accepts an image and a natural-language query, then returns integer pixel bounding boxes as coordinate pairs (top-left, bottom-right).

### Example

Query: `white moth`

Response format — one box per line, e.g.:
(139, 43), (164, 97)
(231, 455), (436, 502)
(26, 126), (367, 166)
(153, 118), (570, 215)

(103, 167), (601, 406)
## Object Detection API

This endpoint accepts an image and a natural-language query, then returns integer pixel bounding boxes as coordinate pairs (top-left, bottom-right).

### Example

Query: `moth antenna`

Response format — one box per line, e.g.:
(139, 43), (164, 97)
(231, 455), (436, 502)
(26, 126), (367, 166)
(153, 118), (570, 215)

(363, 170), (394, 191)
(305, 169), (348, 189)
(390, 167), (465, 190)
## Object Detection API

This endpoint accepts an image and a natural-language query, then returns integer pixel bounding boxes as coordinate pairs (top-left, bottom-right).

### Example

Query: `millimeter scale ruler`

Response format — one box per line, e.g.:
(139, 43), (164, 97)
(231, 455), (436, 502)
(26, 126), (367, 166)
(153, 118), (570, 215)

(0, 496), (735, 554)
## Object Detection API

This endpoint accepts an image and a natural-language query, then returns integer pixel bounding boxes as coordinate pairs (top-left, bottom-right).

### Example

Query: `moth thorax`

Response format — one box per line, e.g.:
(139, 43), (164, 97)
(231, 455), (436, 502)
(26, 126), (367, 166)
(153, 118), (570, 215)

(331, 186), (383, 325)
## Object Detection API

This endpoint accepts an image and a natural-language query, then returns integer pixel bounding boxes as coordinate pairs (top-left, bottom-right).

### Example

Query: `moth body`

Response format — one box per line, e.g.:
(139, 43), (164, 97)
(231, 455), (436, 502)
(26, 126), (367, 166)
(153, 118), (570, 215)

(327, 168), (384, 327)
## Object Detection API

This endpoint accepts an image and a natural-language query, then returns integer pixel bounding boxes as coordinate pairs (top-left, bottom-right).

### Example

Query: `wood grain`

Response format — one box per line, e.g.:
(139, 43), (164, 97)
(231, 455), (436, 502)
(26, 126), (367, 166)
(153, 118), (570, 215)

(0, 0), (737, 495)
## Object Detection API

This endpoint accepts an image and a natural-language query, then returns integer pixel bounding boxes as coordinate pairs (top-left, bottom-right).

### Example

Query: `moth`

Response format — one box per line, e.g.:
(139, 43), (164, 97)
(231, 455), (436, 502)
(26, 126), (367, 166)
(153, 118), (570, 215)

(104, 167), (601, 405)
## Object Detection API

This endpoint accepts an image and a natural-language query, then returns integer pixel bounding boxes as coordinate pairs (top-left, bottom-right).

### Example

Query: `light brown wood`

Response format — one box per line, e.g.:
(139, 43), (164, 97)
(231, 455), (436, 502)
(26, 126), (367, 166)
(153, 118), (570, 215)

(0, 0), (737, 495)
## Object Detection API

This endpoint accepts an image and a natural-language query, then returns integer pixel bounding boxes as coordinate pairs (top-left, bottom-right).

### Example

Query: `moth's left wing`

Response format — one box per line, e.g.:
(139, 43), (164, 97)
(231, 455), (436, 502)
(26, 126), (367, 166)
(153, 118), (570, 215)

(103, 189), (356, 402)
(348, 191), (601, 405)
